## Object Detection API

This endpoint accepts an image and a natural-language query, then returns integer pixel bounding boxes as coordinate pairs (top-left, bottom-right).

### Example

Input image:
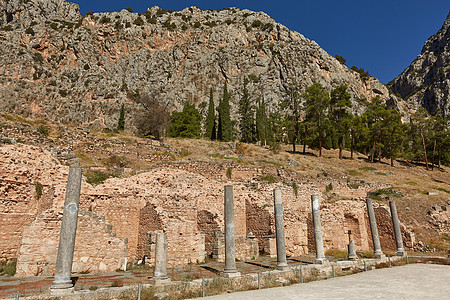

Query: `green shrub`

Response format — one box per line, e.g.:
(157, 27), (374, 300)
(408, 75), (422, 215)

(292, 181), (298, 197)
(100, 16), (111, 24)
(125, 7), (133, 13)
(0, 259), (17, 276)
(86, 11), (95, 16)
(2, 25), (13, 31)
(25, 27), (35, 35)
(85, 170), (119, 186)
(37, 125), (49, 136)
(325, 249), (347, 259)
(35, 181), (43, 199)
(251, 20), (262, 28)
(33, 52), (44, 63)
(226, 167), (232, 180)
(89, 286), (98, 291)
(110, 280), (123, 287)
(260, 174), (277, 183)
(134, 16), (144, 26)
(326, 183), (333, 192)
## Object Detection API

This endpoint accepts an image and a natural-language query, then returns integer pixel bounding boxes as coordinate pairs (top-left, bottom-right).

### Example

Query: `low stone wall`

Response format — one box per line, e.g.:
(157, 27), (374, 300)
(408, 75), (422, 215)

(15, 210), (127, 276)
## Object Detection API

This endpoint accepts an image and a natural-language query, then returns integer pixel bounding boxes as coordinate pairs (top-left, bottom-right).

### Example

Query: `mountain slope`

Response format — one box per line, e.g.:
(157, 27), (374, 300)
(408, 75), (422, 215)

(390, 11), (450, 117)
(0, 0), (393, 130)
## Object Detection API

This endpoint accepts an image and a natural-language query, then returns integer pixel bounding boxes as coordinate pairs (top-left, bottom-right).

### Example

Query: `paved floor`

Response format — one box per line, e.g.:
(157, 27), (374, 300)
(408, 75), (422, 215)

(203, 264), (450, 300)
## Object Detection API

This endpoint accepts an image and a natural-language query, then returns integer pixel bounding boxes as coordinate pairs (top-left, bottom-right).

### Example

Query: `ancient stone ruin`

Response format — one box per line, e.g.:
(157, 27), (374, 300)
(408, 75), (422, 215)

(0, 144), (416, 278)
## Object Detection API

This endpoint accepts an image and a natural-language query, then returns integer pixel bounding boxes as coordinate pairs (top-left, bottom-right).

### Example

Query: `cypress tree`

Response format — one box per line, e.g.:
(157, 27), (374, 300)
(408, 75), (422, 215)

(256, 97), (267, 145)
(218, 82), (232, 141)
(205, 88), (216, 140)
(117, 103), (125, 131)
(239, 77), (254, 143)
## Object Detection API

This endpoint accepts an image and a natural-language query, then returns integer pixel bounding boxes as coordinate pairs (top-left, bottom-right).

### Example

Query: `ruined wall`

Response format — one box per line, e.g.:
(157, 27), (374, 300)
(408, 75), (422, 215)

(137, 202), (163, 258)
(16, 209), (127, 276)
(212, 232), (259, 262)
(0, 145), (69, 261)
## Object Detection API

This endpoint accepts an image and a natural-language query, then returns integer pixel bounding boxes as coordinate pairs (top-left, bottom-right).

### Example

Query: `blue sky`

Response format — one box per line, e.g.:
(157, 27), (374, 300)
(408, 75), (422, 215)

(70, 0), (449, 84)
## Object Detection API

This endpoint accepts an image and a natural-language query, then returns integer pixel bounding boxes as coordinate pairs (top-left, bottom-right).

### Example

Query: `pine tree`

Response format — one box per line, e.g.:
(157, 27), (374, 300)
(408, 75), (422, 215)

(218, 82), (233, 141)
(205, 88), (216, 140)
(330, 85), (353, 159)
(303, 83), (330, 157)
(238, 78), (254, 143)
(117, 103), (125, 131)
(168, 102), (202, 138)
(381, 109), (404, 166)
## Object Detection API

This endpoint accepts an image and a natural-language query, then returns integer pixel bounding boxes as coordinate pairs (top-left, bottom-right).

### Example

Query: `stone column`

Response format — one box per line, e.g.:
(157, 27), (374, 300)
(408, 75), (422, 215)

(347, 240), (358, 260)
(223, 185), (240, 277)
(273, 189), (289, 270)
(366, 198), (385, 258)
(51, 166), (82, 293)
(311, 194), (328, 264)
(389, 201), (406, 257)
(153, 232), (169, 280)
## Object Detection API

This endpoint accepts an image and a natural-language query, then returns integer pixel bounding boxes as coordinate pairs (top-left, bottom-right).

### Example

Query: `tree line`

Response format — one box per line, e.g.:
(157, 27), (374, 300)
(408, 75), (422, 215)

(131, 80), (450, 169)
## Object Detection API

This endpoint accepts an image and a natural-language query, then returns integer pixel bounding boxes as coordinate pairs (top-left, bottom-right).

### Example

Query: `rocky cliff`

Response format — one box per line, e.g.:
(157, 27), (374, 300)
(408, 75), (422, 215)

(0, 0), (393, 130)
(390, 11), (450, 117)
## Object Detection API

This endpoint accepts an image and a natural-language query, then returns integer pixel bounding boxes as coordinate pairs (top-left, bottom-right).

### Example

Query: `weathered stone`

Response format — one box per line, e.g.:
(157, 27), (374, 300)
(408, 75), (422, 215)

(153, 232), (168, 280)
(0, 0), (397, 131)
(311, 195), (328, 264)
(273, 189), (289, 271)
(347, 240), (358, 260)
(51, 166), (82, 291)
(389, 201), (406, 257)
(391, 11), (450, 116)
(366, 198), (385, 259)
(223, 185), (240, 277)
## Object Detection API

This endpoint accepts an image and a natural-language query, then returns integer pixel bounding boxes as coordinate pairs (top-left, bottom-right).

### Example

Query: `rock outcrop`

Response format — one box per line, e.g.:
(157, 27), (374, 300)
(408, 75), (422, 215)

(390, 11), (450, 117)
(0, 0), (394, 130)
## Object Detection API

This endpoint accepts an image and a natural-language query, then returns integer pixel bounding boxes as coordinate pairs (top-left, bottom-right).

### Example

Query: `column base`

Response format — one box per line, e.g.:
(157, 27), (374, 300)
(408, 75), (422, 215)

(223, 271), (241, 278)
(347, 255), (359, 260)
(275, 264), (291, 271)
(396, 249), (407, 257)
(372, 252), (386, 259)
(149, 277), (171, 285)
(313, 258), (329, 264)
(50, 286), (74, 295)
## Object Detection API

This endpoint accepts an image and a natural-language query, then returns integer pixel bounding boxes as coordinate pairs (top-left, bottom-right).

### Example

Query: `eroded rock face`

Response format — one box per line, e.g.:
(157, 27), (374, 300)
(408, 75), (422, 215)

(0, 1), (393, 130)
(390, 11), (450, 117)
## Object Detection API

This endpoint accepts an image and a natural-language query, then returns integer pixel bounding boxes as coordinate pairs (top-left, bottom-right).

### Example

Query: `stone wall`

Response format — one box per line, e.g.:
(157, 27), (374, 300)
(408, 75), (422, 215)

(16, 209), (127, 276)
(0, 145), (69, 261)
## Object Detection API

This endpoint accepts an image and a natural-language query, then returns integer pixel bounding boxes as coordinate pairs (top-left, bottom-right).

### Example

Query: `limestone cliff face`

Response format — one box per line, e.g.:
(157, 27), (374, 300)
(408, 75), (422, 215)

(0, 0), (392, 130)
(390, 11), (450, 117)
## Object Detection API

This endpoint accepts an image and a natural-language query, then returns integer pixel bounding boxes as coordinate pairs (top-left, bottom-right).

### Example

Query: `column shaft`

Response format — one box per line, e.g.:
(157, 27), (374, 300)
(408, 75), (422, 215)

(366, 198), (385, 258)
(347, 240), (358, 260)
(224, 185), (238, 275)
(273, 189), (289, 270)
(311, 194), (328, 263)
(52, 166), (82, 289)
(154, 232), (168, 279)
(389, 201), (406, 256)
